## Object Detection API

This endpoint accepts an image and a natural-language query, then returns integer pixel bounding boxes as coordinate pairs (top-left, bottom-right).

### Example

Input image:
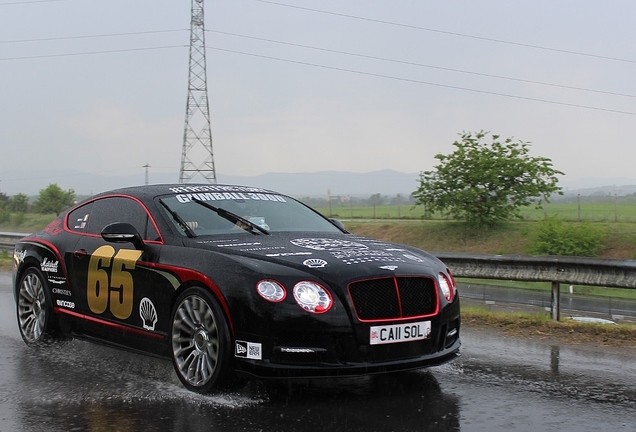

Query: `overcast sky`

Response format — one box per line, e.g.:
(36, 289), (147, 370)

(1, 0), (636, 195)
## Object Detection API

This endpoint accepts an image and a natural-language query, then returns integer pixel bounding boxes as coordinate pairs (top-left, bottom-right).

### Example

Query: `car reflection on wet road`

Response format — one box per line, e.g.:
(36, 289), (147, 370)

(1, 272), (635, 432)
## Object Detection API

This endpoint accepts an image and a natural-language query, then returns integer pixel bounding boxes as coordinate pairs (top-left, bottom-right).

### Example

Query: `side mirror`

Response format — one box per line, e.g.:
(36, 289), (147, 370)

(101, 222), (145, 250)
(330, 218), (349, 233)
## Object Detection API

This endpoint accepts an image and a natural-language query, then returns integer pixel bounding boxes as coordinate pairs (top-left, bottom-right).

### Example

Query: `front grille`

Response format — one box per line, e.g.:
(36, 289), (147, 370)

(348, 277), (438, 321)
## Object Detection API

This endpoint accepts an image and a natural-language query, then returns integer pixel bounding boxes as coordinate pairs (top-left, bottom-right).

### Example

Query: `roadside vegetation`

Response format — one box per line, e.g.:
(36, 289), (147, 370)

(463, 306), (636, 348)
(343, 218), (636, 260)
(0, 250), (10, 272)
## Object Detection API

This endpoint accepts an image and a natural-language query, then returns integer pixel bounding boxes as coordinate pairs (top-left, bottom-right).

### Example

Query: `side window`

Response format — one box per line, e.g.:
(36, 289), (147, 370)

(85, 197), (160, 241)
(67, 203), (93, 234)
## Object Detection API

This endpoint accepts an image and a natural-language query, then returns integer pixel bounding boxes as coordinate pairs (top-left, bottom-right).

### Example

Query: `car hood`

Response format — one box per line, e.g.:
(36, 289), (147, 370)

(187, 232), (444, 281)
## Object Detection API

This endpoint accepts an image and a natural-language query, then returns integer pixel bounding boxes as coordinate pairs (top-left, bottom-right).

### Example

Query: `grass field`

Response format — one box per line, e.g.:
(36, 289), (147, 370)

(315, 202), (636, 222)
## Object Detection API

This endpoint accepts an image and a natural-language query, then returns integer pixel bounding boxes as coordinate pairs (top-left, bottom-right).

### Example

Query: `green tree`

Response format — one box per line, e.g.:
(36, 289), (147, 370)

(8, 193), (29, 213)
(413, 131), (563, 227)
(33, 184), (75, 215)
(0, 192), (8, 209)
(0, 192), (8, 223)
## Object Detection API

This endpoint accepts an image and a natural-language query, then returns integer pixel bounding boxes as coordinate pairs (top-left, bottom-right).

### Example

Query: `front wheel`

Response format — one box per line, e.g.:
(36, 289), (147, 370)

(16, 267), (60, 346)
(170, 287), (234, 393)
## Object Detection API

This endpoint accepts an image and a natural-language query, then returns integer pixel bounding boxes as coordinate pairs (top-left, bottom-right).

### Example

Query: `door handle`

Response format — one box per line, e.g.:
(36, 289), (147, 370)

(74, 249), (88, 258)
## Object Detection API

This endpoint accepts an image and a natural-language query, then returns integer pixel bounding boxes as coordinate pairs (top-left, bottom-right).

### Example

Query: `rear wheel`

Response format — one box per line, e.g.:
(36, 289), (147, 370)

(16, 267), (59, 346)
(170, 287), (234, 393)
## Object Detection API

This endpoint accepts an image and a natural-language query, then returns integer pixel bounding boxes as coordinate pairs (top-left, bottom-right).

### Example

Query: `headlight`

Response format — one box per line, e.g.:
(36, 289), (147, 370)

(256, 279), (286, 302)
(293, 281), (333, 314)
(438, 273), (454, 302)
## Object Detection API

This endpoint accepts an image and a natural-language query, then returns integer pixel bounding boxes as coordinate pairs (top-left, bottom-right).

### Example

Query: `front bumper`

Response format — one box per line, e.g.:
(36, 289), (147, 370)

(233, 315), (461, 379)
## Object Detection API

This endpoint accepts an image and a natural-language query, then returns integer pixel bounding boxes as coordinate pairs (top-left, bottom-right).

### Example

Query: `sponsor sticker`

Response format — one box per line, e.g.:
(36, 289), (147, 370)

(14, 250), (27, 263)
(40, 257), (59, 273)
(235, 341), (262, 360)
(369, 320), (431, 345)
(56, 299), (75, 309)
(173, 191), (287, 204)
(291, 238), (368, 252)
(168, 185), (272, 194)
(266, 252), (312, 257)
(43, 219), (63, 236)
(52, 288), (72, 296)
(403, 254), (424, 263)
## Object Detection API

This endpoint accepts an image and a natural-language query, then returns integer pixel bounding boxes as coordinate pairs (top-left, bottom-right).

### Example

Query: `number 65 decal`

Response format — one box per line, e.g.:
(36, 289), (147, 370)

(87, 245), (143, 319)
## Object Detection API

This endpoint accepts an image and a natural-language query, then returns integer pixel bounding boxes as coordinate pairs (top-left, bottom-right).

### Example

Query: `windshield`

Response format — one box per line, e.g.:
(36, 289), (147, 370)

(158, 191), (343, 236)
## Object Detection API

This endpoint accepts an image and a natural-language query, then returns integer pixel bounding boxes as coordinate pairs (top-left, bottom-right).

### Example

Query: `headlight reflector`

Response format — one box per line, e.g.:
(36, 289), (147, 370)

(256, 279), (286, 302)
(293, 281), (333, 313)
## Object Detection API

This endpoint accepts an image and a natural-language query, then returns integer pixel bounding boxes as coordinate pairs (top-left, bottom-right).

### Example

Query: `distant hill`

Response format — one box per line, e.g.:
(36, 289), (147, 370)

(217, 170), (420, 197)
(560, 184), (636, 197)
(0, 169), (420, 198)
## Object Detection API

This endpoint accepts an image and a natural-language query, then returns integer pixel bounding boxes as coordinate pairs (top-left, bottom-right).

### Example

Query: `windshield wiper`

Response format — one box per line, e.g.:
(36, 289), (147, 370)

(159, 199), (197, 238)
(192, 198), (270, 235)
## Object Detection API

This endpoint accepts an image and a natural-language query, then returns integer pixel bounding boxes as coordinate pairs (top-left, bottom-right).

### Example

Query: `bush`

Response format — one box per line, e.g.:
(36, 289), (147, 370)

(527, 217), (604, 256)
(0, 209), (9, 224)
(11, 212), (26, 227)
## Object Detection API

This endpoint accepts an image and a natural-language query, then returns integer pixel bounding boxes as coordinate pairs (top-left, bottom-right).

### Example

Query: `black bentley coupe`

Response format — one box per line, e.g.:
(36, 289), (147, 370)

(13, 184), (460, 393)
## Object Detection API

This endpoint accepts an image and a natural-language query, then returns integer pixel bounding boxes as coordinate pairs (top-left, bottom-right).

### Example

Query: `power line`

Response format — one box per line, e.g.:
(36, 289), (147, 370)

(0, 166), (143, 184)
(0, 45), (186, 61)
(207, 45), (636, 116)
(0, 0), (63, 5)
(1, 25), (632, 99)
(0, 29), (187, 44)
(253, 0), (636, 65)
(0, 23), (632, 114)
(1, 39), (633, 116)
(210, 29), (636, 99)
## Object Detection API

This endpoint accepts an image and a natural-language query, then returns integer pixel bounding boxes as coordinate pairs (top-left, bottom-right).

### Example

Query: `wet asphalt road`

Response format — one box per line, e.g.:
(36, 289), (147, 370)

(1, 272), (636, 432)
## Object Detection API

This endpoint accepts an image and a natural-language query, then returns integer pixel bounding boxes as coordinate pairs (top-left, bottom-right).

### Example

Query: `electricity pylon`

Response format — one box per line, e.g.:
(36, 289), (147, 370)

(179, 0), (217, 184)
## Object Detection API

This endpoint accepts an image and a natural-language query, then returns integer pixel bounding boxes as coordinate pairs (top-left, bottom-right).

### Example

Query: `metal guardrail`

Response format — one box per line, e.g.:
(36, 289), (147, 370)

(435, 252), (636, 321)
(0, 232), (29, 251)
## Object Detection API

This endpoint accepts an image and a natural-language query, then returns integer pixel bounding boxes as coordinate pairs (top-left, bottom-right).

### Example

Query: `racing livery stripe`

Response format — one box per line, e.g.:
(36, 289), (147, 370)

(137, 261), (235, 335)
(53, 307), (165, 340)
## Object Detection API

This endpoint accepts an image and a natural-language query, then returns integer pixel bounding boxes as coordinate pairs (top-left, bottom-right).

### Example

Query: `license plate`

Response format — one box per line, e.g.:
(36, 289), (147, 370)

(369, 320), (431, 345)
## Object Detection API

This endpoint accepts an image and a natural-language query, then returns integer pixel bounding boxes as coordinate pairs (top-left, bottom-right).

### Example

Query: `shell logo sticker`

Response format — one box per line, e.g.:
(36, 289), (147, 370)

(303, 258), (328, 268)
(139, 297), (158, 331)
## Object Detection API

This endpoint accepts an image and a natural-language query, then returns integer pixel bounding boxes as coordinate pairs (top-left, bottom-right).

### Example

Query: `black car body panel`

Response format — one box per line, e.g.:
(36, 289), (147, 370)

(13, 184), (460, 388)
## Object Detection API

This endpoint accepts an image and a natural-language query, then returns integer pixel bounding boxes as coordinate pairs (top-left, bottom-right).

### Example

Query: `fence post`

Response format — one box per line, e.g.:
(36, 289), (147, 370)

(551, 281), (561, 321)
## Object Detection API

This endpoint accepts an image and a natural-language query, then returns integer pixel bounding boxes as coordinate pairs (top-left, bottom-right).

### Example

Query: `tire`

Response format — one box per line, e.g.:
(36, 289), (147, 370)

(16, 267), (60, 346)
(170, 286), (234, 393)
